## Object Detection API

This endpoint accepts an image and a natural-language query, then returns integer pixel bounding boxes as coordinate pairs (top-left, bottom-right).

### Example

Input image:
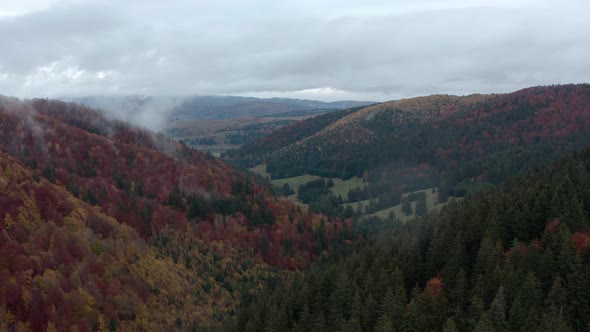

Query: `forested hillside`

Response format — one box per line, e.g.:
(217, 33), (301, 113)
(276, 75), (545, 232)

(237, 146), (590, 331)
(227, 84), (590, 213)
(224, 106), (364, 167)
(0, 97), (355, 330)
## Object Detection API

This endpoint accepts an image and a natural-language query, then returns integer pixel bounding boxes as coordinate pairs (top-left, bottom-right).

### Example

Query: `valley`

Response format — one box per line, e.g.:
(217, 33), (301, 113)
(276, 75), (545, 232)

(3, 1), (589, 330)
(1, 84), (590, 331)
(71, 95), (372, 155)
(163, 114), (320, 156)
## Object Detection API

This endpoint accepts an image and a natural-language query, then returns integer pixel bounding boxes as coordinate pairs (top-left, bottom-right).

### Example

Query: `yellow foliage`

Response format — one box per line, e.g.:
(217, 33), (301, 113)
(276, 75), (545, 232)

(90, 240), (104, 255)
(3, 164), (14, 181)
(77, 287), (97, 316)
(21, 287), (32, 310)
(98, 314), (108, 332)
(16, 195), (42, 229)
(0, 305), (15, 329)
(15, 321), (30, 332)
(4, 213), (14, 230)
(63, 215), (85, 233)
(46, 322), (58, 332)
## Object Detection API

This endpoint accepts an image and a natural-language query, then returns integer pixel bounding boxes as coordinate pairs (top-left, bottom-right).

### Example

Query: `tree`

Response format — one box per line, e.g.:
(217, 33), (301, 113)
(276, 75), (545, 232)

(443, 319), (458, 332)
(489, 286), (508, 332)
(415, 193), (428, 217)
(362, 294), (377, 332)
(374, 314), (394, 332)
(402, 200), (413, 216)
(509, 272), (542, 331)
(473, 313), (495, 332)
(42, 164), (56, 183)
(438, 181), (449, 203)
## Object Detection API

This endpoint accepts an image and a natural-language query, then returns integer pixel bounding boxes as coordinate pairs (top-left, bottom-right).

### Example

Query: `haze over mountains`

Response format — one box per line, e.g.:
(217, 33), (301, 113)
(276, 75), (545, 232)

(67, 95), (373, 129)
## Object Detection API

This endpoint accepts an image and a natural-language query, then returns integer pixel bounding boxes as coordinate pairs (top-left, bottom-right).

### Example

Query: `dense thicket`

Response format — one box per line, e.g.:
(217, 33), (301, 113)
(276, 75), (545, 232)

(237, 146), (590, 331)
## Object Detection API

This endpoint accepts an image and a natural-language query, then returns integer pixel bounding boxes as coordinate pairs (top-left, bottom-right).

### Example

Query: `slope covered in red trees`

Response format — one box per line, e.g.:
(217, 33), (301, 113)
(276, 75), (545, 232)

(0, 97), (355, 330)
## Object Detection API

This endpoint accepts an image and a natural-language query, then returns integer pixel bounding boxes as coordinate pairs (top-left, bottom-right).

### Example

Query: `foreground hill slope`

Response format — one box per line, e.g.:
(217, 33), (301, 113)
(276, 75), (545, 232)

(0, 97), (354, 330)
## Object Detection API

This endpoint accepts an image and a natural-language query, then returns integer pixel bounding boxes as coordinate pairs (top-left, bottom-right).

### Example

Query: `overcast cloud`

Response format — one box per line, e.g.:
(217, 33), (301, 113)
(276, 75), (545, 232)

(0, 0), (589, 101)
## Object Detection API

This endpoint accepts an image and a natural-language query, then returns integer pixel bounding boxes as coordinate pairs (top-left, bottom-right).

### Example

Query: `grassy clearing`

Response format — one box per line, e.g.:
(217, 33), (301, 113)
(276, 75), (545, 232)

(330, 177), (367, 197)
(345, 199), (370, 210)
(340, 187), (462, 222)
(249, 164), (271, 179)
(371, 202), (416, 221)
(369, 188), (463, 222)
(249, 165), (463, 222)
(272, 174), (322, 190)
(249, 164), (367, 198)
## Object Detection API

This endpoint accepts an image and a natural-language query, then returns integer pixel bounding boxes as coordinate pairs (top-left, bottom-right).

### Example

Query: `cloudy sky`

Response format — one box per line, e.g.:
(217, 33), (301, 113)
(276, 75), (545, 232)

(0, 0), (589, 102)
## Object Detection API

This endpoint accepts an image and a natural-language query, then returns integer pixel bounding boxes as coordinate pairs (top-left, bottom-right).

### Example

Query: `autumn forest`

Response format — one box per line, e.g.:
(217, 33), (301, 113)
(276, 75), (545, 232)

(1, 84), (590, 331)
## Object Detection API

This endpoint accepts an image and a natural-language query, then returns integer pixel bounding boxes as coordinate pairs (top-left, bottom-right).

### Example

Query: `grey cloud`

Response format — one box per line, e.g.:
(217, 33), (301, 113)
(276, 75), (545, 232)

(0, 0), (589, 100)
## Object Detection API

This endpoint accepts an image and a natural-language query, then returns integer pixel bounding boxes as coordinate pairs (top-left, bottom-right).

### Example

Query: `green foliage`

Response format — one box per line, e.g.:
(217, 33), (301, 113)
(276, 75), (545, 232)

(229, 85), (590, 226)
(402, 200), (413, 216)
(236, 146), (590, 331)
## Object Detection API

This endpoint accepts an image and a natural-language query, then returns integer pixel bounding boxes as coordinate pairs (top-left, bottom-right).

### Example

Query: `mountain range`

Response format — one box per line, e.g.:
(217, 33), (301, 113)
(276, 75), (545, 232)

(67, 95), (373, 125)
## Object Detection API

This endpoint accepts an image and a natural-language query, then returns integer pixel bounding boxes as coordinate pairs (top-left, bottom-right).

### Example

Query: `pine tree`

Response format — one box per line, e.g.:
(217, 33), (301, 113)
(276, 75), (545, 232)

(449, 268), (466, 311)
(299, 301), (312, 331)
(442, 319), (458, 332)
(362, 294), (377, 332)
(374, 314), (394, 332)
(438, 181), (449, 204)
(509, 272), (542, 331)
(379, 287), (395, 319)
(569, 262), (590, 331)
(402, 200), (413, 216)
(415, 193), (428, 217)
(403, 288), (429, 332)
(310, 312), (326, 332)
(443, 233), (466, 291)
(473, 313), (495, 332)
(489, 286), (508, 332)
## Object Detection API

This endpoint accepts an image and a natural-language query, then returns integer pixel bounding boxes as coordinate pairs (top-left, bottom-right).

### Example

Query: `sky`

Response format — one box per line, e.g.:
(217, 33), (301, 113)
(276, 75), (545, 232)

(0, 0), (589, 102)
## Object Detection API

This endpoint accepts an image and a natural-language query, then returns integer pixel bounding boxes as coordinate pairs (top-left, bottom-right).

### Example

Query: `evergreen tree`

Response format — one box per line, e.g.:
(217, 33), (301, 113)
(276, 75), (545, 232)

(442, 319), (458, 332)
(509, 272), (542, 331)
(402, 200), (413, 216)
(473, 313), (496, 332)
(362, 294), (378, 332)
(415, 193), (428, 217)
(489, 286), (509, 332)
(310, 312), (326, 332)
(569, 262), (590, 331)
(438, 181), (449, 203)
(374, 314), (394, 332)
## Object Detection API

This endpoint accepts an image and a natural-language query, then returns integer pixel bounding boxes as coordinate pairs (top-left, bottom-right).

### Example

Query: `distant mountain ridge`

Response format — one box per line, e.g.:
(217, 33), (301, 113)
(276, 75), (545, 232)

(67, 95), (373, 125)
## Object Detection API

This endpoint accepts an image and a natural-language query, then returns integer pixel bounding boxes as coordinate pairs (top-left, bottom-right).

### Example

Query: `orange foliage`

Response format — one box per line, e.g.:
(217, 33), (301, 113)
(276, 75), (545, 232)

(426, 277), (444, 299)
